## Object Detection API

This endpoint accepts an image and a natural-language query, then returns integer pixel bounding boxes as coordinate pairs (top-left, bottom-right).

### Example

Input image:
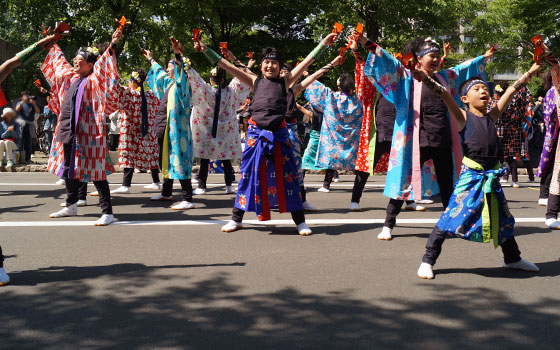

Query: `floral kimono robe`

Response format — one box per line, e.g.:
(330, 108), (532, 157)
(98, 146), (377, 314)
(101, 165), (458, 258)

(364, 46), (486, 200)
(147, 61), (193, 180)
(495, 86), (533, 161)
(537, 85), (559, 177)
(187, 67), (250, 161)
(41, 45), (119, 182)
(115, 85), (160, 170)
(304, 81), (363, 171)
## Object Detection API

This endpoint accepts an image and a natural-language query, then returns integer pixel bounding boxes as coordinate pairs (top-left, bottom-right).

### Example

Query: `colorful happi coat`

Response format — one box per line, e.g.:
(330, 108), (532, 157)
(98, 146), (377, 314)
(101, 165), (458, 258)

(364, 46), (486, 200)
(304, 81), (363, 171)
(115, 86), (160, 170)
(495, 87), (534, 161)
(301, 130), (322, 171)
(147, 61), (193, 180)
(537, 85), (559, 177)
(437, 158), (515, 247)
(41, 45), (119, 182)
(187, 67), (250, 161)
(235, 121), (303, 221)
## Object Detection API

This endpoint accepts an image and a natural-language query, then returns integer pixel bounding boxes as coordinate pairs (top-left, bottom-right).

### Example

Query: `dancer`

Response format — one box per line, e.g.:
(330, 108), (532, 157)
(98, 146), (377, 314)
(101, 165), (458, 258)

(110, 69), (162, 194)
(187, 50), (251, 195)
(537, 71), (557, 207)
(416, 62), (542, 279)
(46, 28), (123, 225)
(364, 36), (494, 240)
(194, 32), (339, 235)
(144, 38), (194, 210)
(349, 39), (424, 212)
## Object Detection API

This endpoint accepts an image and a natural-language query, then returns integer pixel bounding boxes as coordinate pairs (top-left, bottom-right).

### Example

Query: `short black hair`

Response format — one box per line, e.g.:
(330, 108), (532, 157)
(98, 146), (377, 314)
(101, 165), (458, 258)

(260, 47), (285, 67)
(338, 72), (354, 94)
(21, 90), (31, 97)
(132, 68), (147, 83)
(402, 37), (426, 56)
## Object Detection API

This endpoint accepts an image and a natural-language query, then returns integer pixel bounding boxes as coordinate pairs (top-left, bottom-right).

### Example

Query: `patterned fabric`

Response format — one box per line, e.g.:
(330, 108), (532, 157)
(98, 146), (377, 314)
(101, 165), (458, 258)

(304, 81), (363, 171)
(115, 86), (160, 170)
(287, 123), (304, 184)
(495, 87), (533, 160)
(537, 86), (559, 177)
(364, 47), (486, 200)
(147, 61), (193, 180)
(549, 70), (560, 195)
(235, 123), (303, 221)
(188, 67), (249, 160)
(354, 59), (377, 173)
(437, 158), (514, 247)
(302, 130), (322, 171)
(41, 45), (119, 182)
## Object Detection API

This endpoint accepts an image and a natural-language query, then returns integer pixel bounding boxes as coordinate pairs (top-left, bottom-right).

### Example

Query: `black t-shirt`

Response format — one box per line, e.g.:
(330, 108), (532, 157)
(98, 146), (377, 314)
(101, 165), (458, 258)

(420, 84), (451, 148)
(311, 108), (323, 132)
(249, 77), (287, 130)
(460, 111), (503, 170)
(375, 94), (396, 142)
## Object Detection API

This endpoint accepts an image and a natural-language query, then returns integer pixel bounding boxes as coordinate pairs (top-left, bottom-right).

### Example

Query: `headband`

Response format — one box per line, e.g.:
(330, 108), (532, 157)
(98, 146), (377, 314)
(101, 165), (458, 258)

(417, 45), (440, 57)
(76, 47), (100, 63)
(462, 79), (487, 96)
(261, 52), (281, 63)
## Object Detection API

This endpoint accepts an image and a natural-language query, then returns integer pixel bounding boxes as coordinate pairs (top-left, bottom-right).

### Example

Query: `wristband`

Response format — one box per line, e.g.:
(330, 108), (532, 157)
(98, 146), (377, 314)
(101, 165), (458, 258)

(16, 43), (40, 64)
(422, 76), (445, 95)
(365, 41), (377, 50)
(310, 43), (327, 60)
(203, 48), (222, 65)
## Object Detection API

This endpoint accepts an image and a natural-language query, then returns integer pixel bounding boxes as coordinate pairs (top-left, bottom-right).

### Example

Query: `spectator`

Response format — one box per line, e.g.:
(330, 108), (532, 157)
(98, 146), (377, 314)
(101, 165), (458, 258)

(15, 90), (39, 163)
(42, 95), (57, 153)
(0, 108), (21, 171)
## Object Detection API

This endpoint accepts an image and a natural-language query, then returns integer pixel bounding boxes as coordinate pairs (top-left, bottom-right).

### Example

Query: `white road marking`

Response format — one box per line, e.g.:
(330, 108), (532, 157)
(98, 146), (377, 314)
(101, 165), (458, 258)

(0, 217), (546, 227)
(0, 182), (388, 188)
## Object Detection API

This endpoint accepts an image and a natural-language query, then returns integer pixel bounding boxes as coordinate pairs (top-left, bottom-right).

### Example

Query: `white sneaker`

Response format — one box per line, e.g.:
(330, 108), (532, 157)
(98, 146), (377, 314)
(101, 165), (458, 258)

(416, 199), (434, 204)
(349, 202), (361, 212)
(192, 178), (198, 184)
(417, 262), (434, 279)
(134, 168), (142, 173)
(221, 220), (242, 232)
(302, 201), (317, 212)
(297, 222), (312, 236)
(49, 203), (78, 218)
(6, 160), (14, 168)
(318, 187), (330, 193)
(193, 188), (206, 195)
(110, 186), (130, 194)
(225, 186), (235, 194)
(545, 218), (560, 229)
(171, 201), (195, 210)
(538, 198), (548, 206)
(150, 194), (173, 201)
(0, 267), (10, 286)
(144, 182), (161, 190)
(499, 178), (508, 184)
(377, 226), (392, 241)
(503, 259), (539, 272)
(90, 191), (99, 196)
(512, 182), (520, 188)
(95, 214), (115, 226)
(59, 199), (87, 207)
(333, 177), (341, 183)
(55, 178), (66, 185)
(405, 202), (426, 211)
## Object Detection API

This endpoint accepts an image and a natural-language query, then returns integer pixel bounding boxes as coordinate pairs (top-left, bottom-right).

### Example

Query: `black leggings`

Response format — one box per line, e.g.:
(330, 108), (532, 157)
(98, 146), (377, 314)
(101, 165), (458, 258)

(196, 158), (235, 189)
(503, 157), (534, 183)
(122, 167), (160, 187)
(323, 169), (339, 189)
(384, 147), (454, 229)
(539, 146), (556, 199)
(231, 207), (306, 226)
(0, 245), (3, 268)
(546, 194), (560, 220)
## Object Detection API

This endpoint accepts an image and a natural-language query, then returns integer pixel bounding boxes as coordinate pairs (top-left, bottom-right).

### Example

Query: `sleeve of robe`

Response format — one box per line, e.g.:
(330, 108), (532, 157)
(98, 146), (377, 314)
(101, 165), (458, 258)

(537, 87), (558, 176)
(362, 46), (410, 106)
(304, 81), (332, 113)
(147, 61), (173, 100)
(40, 45), (76, 116)
(90, 48), (121, 118)
(173, 61), (191, 111)
(229, 77), (251, 110)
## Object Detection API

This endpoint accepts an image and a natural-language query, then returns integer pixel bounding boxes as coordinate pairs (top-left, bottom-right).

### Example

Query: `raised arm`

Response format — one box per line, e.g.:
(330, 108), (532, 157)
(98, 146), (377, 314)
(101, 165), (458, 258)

(226, 50), (257, 77)
(285, 33), (338, 87)
(292, 55), (343, 96)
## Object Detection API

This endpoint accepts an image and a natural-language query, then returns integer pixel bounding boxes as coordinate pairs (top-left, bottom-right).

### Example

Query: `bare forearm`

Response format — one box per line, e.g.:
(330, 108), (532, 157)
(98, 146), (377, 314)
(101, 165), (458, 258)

(0, 56), (21, 84)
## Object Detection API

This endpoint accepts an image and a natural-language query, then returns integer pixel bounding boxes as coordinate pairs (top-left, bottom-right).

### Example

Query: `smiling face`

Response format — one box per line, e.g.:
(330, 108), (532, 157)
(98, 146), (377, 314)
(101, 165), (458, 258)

(261, 59), (281, 79)
(418, 51), (441, 74)
(72, 55), (94, 77)
(461, 83), (490, 112)
(167, 62), (175, 79)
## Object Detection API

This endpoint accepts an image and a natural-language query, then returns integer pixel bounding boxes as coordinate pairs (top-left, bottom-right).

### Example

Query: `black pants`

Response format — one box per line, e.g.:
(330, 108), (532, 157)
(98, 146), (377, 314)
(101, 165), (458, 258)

(422, 226), (521, 265)
(78, 181), (87, 201)
(351, 170), (414, 206)
(63, 144), (112, 214)
(323, 169), (336, 189)
(232, 207), (305, 225)
(546, 194), (560, 220)
(384, 147), (454, 229)
(504, 157), (534, 182)
(122, 167), (160, 187)
(196, 158), (235, 189)
(539, 146), (556, 199)
(22, 123), (32, 162)
(157, 137), (193, 201)
(0, 245), (3, 268)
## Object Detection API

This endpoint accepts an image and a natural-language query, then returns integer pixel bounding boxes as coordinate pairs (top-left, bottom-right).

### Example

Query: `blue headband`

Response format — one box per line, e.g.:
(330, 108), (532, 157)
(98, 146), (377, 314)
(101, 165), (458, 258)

(417, 46), (440, 57)
(462, 79), (487, 96)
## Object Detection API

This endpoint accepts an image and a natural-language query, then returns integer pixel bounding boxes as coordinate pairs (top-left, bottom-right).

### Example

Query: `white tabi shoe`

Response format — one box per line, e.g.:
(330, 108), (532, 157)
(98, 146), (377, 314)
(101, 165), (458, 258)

(297, 222), (312, 236)
(503, 259), (539, 272)
(193, 188), (206, 195)
(333, 177), (341, 183)
(144, 182), (161, 190)
(512, 182), (520, 188)
(349, 202), (361, 212)
(49, 203), (78, 218)
(317, 187), (330, 193)
(221, 220), (242, 232)
(417, 263), (435, 279)
(302, 201), (317, 212)
(0, 267), (10, 286)
(60, 199), (87, 207)
(538, 198), (548, 206)
(416, 199), (434, 204)
(377, 226), (392, 241)
(225, 186), (235, 194)
(191, 178), (198, 185)
(90, 191), (99, 196)
(55, 178), (66, 185)
(95, 214), (115, 226)
(150, 194), (173, 201)
(545, 218), (560, 230)
(405, 202), (426, 211)
(111, 186), (130, 194)
(171, 201), (195, 210)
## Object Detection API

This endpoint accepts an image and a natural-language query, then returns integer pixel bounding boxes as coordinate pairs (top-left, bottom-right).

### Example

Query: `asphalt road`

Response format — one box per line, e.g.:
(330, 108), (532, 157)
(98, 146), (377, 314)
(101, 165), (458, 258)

(0, 172), (559, 350)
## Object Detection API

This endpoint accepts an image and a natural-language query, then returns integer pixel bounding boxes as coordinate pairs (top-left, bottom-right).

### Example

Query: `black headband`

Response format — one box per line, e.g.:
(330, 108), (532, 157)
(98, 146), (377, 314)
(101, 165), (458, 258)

(261, 53), (280, 63)
(417, 45), (440, 57)
(462, 79), (487, 96)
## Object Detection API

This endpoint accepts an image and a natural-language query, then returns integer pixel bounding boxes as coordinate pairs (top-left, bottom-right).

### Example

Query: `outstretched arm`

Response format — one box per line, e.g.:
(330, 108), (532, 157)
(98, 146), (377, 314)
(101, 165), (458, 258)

(226, 50), (257, 77)
(292, 55), (343, 96)
(286, 33), (338, 87)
